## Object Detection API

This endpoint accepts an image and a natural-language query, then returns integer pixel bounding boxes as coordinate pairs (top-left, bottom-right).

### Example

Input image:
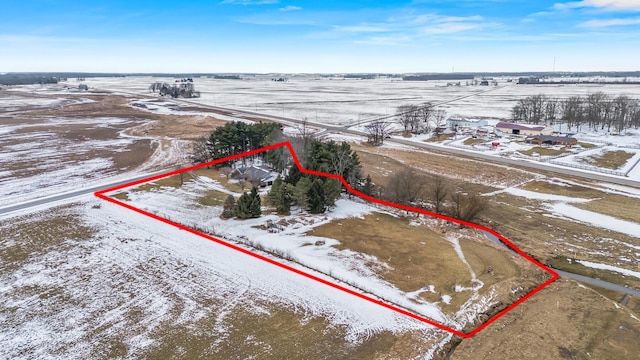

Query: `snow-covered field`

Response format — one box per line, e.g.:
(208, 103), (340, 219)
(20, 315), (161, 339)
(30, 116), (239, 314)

(0, 196), (456, 359)
(77, 76), (640, 126)
(0, 114), (151, 206)
(109, 171), (515, 332)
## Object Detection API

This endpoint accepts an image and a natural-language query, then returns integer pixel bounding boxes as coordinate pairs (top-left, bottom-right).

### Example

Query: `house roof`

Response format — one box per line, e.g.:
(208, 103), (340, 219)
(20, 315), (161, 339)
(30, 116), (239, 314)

(237, 166), (271, 180)
(496, 122), (546, 131)
(526, 135), (577, 142)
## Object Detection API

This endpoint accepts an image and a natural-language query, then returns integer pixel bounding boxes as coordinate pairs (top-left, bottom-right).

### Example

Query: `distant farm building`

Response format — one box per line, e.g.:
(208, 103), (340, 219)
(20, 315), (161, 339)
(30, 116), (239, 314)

(447, 118), (488, 129)
(525, 135), (577, 146)
(495, 122), (553, 136)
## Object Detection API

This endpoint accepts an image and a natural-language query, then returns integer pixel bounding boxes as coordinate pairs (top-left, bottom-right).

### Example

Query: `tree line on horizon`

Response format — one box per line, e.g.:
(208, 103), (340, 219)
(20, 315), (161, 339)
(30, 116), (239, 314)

(511, 92), (640, 133)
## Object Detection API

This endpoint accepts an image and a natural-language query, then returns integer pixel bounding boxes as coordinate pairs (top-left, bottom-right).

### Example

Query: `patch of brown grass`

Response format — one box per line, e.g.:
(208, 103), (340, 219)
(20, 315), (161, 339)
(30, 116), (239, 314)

(112, 192), (130, 201)
(580, 150), (634, 170)
(451, 280), (640, 360)
(578, 142), (598, 149)
(311, 212), (499, 309)
(131, 173), (193, 192)
(425, 133), (455, 142)
(519, 180), (602, 199)
(519, 146), (566, 156)
(197, 190), (229, 206)
(463, 138), (485, 145)
(574, 194), (640, 223)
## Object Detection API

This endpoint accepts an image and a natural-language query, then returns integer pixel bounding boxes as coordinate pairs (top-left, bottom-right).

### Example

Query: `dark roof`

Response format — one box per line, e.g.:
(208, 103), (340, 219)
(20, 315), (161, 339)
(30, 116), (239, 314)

(496, 122), (546, 131)
(526, 135), (576, 142)
(237, 166), (271, 180)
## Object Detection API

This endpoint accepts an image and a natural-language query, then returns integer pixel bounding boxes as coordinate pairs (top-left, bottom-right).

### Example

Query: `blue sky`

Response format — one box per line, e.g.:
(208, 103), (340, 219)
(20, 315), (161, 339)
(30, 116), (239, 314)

(1, 0), (639, 72)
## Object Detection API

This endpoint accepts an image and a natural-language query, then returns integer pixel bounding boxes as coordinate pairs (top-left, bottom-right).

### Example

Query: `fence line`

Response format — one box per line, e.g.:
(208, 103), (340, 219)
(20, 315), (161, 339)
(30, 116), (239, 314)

(624, 155), (640, 177)
(446, 143), (490, 152)
(548, 160), (626, 176)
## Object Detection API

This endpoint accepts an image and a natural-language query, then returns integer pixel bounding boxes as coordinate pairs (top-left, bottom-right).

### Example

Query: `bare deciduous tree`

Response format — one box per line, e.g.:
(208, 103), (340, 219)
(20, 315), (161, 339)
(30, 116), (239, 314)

(384, 169), (427, 205)
(396, 105), (420, 134)
(220, 166), (232, 183)
(431, 175), (448, 214)
(191, 137), (211, 165)
(364, 121), (392, 145)
(449, 187), (487, 223)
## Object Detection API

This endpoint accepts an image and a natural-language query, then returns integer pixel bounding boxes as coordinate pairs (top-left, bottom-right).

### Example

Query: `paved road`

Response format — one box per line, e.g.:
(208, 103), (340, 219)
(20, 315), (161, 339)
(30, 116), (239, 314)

(151, 94), (640, 188)
(0, 170), (170, 216)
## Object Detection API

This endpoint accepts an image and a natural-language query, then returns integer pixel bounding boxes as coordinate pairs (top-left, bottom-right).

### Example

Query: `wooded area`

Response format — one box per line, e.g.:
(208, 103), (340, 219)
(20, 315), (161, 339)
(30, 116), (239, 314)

(512, 92), (640, 133)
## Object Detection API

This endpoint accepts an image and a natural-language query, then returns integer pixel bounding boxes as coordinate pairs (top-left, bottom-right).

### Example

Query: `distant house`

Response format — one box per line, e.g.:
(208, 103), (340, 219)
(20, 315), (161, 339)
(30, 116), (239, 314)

(495, 122), (553, 136)
(446, 118), (488, 129)
(231, 166), (277, 187)
(525, 135), (577, 146)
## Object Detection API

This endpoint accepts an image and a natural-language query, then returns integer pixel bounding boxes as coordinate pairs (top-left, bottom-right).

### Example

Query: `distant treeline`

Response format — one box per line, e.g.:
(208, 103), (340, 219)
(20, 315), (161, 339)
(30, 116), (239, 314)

(512, 92), (640, 133)
(403, 74), (473, 81)
(526, 80), (640, 85)
(211, 75), (241, 80)
(0, 74), (59, 85)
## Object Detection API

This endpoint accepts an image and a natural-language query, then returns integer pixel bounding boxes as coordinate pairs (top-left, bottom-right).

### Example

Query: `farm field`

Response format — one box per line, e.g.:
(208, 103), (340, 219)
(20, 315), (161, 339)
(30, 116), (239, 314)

(104, 164), (546, 333)
(1, 83), (639, 359)
(76, 76), (640, 126)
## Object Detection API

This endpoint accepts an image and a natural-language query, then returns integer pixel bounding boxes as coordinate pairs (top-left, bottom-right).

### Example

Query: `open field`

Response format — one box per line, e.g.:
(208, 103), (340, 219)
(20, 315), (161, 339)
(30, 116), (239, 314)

(2, 85), (640, 358)
(0, 201), (454, 359)
(350, 145), (640, 292)
(450, 279), (640, 359)
(107, 166), (544, 332)
(77, 76), (640, 125)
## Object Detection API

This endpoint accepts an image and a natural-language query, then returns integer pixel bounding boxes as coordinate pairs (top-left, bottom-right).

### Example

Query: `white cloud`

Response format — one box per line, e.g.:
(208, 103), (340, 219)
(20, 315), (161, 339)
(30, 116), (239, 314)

(353, 35), (413, 46)
(279, 5), (301, 11)
(220, 0), (279, 5)
(421, 23), (480, 34)
(332, 25), (390, 33)
(582, 16), (640, 26)
(553, 0), (640, 11)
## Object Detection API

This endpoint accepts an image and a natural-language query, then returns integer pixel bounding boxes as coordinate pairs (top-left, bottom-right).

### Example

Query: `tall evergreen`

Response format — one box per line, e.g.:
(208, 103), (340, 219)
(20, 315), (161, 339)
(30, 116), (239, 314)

(248, 187), (262, 218)
(307, 179), (326, 214)
(221, 195), (236, 219)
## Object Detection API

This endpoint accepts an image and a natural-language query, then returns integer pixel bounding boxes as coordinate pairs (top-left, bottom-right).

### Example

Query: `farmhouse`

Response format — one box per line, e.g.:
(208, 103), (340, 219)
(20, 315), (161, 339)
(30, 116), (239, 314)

(525, 135), (577, 146)
(495, 122), (553, 136)
(447, 118), (488, 129)
(231, 166), (278, 187)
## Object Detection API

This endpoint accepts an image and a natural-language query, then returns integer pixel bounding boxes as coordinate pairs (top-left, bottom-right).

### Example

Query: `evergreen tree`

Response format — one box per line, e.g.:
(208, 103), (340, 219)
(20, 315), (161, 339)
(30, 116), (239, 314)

(221, 195), (236, 219)
(269, 175), (293, 215)
(268, 175), (283, 205)
(322, 178), (341, 207)
(284, 164), (303, 185)
(294, 177), (312, 209)
(362, 174), (374, 196)
(307, 178), (326, 214)
(233, 192), (251, 219)
(248, 187), (262, 218)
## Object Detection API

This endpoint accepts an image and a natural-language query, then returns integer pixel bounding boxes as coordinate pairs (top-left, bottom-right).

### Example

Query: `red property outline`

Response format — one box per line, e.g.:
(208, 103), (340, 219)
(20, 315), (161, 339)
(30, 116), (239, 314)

(95, 141), (559, 338)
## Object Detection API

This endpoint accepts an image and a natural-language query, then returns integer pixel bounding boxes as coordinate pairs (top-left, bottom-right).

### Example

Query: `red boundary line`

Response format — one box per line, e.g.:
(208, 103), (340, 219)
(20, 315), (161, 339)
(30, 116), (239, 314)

(95, 141), (559, 338)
